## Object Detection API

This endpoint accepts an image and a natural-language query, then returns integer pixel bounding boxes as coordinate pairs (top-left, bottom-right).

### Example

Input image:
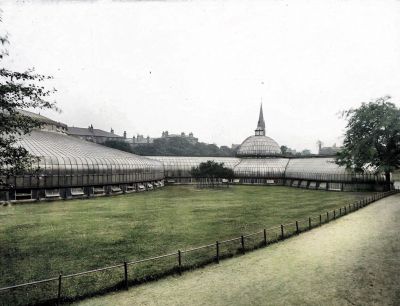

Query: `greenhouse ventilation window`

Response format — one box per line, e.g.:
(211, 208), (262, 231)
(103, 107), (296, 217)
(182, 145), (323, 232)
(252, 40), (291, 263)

(45, 189), (60, 198)
(111, 186), (122, 193)
(15, 190), (32, 201)
(71, 188), (85, 196)
(93, 187), (105, 195)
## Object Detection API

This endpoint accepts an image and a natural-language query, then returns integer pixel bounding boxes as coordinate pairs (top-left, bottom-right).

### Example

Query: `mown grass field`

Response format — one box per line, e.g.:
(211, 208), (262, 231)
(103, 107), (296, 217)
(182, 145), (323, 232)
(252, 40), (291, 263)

(0, 185), (371, 304)
(76, 194), (400, 306)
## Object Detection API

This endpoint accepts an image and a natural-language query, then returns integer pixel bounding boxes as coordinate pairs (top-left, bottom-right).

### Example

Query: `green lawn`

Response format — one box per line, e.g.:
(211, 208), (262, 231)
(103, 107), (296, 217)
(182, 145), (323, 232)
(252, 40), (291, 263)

(0, 185), (371, 305)
(76, 194), (400, 306)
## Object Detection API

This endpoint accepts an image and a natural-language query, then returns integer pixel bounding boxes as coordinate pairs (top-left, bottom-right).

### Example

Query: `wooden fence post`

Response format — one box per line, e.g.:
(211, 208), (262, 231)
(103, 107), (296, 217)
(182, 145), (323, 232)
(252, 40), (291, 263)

(326, 211), (329, 222)
(241, 235), (245, 254)
(280, 224), (284, 239)
(308, 217), (311, 230)
(57, 273), (62, 306)
(339, 208), (342, 216)
(124, 262), (128, 290)
(344, 206), (347, 214)
(263, 229), (267, 246)
(319, 214), (322, 226)
(296, 221), (299, 234)
(216, 241), (220, 264)
(178, 250), (182, 275)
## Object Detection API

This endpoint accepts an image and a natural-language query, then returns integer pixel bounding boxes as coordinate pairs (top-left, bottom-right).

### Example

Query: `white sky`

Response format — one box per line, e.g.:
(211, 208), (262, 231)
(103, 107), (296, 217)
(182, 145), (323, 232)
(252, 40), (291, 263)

(1, 0), (400, 152)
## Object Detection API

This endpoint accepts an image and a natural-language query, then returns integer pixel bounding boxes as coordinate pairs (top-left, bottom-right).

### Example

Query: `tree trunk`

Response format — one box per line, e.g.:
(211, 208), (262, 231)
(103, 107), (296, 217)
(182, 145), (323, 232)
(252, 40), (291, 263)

(385, 171), (391, 191)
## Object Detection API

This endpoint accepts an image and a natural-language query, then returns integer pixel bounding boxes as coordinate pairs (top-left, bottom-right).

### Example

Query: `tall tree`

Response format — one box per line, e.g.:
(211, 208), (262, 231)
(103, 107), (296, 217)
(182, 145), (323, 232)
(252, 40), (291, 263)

(336, 96), (400, 190)
(280, 145), (288, 155)
(0, 20), (57, 187)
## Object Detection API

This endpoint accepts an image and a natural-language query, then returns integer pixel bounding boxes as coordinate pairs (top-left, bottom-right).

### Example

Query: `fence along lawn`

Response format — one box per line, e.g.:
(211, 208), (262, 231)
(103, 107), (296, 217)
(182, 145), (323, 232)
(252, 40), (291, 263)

(0, 185), (373, 305)
(75, 192), (400, 306)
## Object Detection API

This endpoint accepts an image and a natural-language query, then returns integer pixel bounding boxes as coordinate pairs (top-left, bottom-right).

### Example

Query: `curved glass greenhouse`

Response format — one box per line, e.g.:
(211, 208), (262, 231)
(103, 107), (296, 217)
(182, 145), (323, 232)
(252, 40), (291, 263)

(2, 129), (164, 202)
(236, 135), (281, 157)
(147, 156), (240, 183)
(1, 105), (390, 203)
(234, 158), (288, 178)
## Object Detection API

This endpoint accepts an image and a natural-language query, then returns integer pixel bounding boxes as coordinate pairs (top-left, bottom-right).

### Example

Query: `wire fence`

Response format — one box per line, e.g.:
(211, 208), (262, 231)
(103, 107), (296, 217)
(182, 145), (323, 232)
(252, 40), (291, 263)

(0, 190), (397, 306)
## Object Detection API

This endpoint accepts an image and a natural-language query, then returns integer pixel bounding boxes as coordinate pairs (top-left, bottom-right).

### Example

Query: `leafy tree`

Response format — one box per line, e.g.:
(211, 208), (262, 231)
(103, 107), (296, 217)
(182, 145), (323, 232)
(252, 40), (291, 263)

(103, 140), (132, 153)
(191, 160), (234, 187)
(129, 137), (236, 157)
(280, 145), (288, 155)
(336, 96), (400, 190)
(301, 149), (311, 156)
(0, 21), (57, 187)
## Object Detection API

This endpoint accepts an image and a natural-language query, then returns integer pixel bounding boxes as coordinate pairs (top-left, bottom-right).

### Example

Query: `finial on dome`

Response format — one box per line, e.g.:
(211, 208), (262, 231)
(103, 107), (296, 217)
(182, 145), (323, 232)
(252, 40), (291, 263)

(255, 102), (265, 136)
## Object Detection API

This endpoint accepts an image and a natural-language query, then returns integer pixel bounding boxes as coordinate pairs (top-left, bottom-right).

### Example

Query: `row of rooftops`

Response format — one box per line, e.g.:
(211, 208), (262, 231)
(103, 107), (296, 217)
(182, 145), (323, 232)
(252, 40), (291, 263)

(18, 109), (197, 145)
(67, 125), (122, 139)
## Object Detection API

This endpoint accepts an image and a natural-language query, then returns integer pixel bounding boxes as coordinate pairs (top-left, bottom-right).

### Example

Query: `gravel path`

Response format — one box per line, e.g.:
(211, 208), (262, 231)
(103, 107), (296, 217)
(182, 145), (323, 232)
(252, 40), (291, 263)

(76, 194), (400, 306)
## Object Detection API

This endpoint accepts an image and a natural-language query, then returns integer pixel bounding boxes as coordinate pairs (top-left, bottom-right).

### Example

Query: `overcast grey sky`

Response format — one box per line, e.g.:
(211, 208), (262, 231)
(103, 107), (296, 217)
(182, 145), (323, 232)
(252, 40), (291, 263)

(2, 0), (400, 152)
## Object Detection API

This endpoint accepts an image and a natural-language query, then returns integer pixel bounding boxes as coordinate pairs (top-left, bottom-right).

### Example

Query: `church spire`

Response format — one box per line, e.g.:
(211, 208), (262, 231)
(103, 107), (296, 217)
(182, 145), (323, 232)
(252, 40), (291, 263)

(255, 103), (265, 136)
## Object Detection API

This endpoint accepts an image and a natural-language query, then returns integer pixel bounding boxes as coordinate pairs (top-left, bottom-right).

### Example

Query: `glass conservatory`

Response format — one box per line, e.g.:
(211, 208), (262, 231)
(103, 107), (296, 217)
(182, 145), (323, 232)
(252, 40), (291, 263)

(285, 157), (350, 182)
(236, 135), (282, 157)
(2, 130), (164, 202)
(234, 158), (289, 184)
(147, 156), (240, 183)
(285, 158), (385, 183)
(1, 105), (391, 203)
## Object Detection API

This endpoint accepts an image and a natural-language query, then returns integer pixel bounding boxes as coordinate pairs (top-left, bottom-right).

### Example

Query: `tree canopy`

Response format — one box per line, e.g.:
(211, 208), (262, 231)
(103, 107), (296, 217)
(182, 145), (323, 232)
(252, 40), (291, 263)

(104, 137), (237, 157)
(190, 160), (234, 180)
(0, 21), (57, 185)
(336, 96), (400, 188)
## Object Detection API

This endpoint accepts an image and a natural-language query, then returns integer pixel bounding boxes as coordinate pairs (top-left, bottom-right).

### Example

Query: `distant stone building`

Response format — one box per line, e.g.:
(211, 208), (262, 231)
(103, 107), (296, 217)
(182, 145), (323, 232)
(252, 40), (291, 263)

(132, 134), (154, 144)
(160, 131), (198, 144)
(67, 125), (125, 144)
(318, 142), (341, 156)
(68, 125), (199, 147)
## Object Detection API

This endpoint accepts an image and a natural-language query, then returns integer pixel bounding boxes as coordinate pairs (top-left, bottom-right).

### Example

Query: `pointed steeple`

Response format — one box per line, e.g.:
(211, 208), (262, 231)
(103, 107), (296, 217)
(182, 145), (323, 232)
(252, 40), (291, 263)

(255, 103), (265, 136)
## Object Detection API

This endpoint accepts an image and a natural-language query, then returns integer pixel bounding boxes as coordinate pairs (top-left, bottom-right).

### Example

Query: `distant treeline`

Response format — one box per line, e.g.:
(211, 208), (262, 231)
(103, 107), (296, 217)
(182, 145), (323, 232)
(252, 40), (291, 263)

(103, 137), (237, 157)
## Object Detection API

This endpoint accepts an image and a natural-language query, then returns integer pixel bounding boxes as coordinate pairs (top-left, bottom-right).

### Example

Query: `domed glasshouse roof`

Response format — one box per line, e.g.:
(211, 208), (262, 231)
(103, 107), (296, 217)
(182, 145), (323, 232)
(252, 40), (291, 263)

(237, 135), (281, 157)
(236, 104), (282, 157)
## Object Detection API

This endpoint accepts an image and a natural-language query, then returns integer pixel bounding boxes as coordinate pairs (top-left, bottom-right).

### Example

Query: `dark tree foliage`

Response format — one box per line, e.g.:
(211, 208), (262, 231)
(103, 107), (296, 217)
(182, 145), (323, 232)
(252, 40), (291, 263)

(103, 140), (132, 153)
(0, 23), (57, 186)
(280, 145), (288, 155)
(190, 160), (234, 180)
(129, 137), (236, 157)
(336, 96), (400, 189)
